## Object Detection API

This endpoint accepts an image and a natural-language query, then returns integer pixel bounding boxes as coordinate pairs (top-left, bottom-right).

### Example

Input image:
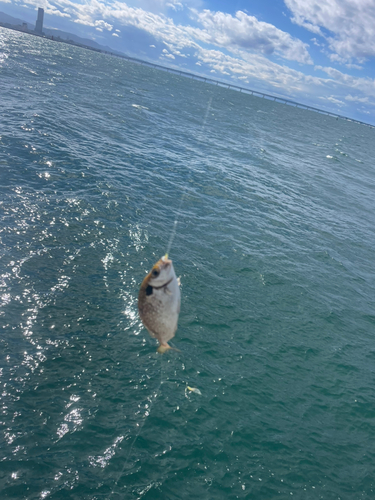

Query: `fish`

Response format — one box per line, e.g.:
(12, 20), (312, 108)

(138, 254), (181, 353)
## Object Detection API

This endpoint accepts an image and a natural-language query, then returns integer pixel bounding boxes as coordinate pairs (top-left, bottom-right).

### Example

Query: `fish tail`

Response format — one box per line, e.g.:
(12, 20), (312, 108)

(157, 343), (180, 354)
(157, 343), (172, 354)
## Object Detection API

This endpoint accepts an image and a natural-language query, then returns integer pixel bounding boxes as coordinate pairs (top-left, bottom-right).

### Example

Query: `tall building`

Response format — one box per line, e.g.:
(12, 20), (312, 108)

(35, 8), (44, 34)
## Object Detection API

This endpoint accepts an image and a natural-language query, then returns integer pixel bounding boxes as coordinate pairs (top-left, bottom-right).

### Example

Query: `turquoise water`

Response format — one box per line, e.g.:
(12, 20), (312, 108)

(1, 27), (375, 499)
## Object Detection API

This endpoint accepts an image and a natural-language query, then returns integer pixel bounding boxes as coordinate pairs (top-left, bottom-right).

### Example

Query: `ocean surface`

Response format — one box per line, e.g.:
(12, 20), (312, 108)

(1, 28), (375, 500)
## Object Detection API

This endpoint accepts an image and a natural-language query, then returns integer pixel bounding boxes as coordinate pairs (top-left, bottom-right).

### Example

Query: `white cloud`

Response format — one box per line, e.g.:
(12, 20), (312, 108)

(315, 65), (375, 101)
(112, 32), (119, 37)
(45, 7), (70, 18)
(328, 53), (345, 64)
(166, 1), (183, 11)
(192, 9), (313, 64)
(173, 49), (187, 57)
(195, 46), (318, 93)
(94, 20), (113, 32)
(162, 48), (175, 58)
(14, 0), (70, 17)
(345, 94), (369, 103)
(345, 63), (363, 70)
(323, 96), (346, 107)
(285, 0), (375, 62)
(316, 65), (358, 85)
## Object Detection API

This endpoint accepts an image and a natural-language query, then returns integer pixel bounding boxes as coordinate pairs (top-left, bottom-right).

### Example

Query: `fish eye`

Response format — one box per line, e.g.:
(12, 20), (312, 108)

(151, 269), (160, 278)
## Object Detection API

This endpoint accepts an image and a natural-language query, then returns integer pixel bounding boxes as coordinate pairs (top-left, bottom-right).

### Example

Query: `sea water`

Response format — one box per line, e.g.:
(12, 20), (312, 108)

(1, 28), (375, 499)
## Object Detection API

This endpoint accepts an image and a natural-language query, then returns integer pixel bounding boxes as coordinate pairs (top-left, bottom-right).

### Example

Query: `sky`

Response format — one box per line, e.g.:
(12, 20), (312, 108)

(2, 0), (375, 124)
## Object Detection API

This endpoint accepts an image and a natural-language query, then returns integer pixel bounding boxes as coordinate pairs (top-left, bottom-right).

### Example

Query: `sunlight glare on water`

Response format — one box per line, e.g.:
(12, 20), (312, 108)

(1, 27), (375, 500)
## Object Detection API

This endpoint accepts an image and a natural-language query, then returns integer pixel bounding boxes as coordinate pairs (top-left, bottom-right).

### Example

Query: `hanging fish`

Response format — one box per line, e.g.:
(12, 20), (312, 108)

(138, 254), (181, 353)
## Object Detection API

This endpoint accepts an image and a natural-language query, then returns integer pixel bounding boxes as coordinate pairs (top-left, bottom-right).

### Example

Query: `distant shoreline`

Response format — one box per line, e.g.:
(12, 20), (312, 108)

(1, 23), (373, 129)
(0, 22), (105, 53)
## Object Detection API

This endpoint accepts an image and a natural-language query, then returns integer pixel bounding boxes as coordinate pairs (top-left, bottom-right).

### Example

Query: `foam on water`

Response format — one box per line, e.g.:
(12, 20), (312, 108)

(1, 27), (375, 499)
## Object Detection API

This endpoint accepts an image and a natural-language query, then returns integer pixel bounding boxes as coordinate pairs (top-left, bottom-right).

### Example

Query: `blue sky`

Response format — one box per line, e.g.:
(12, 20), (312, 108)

(2, 0), (375, 123)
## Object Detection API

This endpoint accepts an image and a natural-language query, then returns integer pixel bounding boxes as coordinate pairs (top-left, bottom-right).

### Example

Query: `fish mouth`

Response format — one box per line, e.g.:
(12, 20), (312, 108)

(161, 254), (172, 265)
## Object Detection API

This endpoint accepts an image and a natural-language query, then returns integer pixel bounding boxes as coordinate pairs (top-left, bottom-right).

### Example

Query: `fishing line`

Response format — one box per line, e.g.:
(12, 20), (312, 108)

(108, 355), (165, 499)
(165, 96), (213, 257)
(110, 96), (213, 498)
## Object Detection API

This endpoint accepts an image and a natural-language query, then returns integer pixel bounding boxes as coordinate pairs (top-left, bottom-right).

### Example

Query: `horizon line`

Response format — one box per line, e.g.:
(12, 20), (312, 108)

(1, 22), (374, 128)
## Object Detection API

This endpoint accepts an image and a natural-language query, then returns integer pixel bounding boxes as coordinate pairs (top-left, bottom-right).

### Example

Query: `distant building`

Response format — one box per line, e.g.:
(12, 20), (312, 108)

(22, 22), (28, 32)
(35, 7), (44, 34)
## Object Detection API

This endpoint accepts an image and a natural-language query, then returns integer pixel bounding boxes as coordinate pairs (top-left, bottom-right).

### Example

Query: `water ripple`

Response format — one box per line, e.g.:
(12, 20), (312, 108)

(1, 27), (375, 500)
